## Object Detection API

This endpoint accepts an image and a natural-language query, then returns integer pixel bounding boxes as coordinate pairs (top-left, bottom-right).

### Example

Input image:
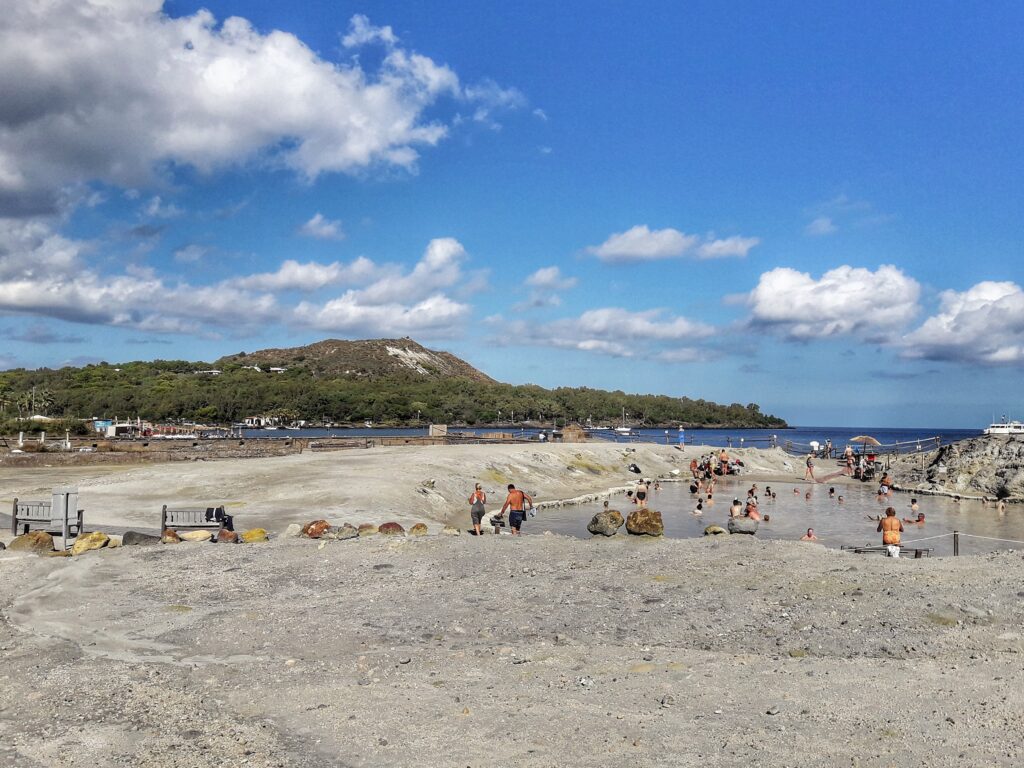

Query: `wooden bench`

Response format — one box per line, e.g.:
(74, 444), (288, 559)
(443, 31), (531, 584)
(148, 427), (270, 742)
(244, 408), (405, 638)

(11, 487), (84, 541)
(160, 505), (233, 532)
(842, 544), (932, 558)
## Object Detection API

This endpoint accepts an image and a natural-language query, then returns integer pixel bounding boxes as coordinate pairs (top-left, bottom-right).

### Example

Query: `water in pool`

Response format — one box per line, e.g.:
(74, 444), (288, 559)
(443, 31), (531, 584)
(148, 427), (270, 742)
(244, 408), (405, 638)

(528, 477), (1024, 556)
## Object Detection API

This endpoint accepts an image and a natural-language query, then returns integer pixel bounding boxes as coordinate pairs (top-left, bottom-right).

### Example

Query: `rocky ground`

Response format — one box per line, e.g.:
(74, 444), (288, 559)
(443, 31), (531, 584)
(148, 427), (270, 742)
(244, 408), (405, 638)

(896, 435), (1024, 501)
(2, 532), (1024, 767)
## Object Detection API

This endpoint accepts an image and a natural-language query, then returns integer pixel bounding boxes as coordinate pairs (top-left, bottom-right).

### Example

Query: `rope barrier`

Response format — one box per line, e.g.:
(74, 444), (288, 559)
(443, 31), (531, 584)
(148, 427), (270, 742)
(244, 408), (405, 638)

(900, 533), (954, 545)
(957, 533), (1024, 546)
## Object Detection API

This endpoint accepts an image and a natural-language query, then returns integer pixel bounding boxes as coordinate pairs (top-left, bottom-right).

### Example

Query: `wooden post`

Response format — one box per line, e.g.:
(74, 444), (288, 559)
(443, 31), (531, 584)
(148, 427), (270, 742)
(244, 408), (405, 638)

(953, 530), (959, 556)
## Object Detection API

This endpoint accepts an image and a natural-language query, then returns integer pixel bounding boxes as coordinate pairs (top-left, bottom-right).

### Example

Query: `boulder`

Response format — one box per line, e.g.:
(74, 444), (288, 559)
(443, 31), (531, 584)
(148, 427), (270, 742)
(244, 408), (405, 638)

(107, 537), (122, 549)
(442, 526), (461, 536)
(326, 523), (359, 541)
(180, 530), (213, 543)
(217, 529), (239, 544)
(284, 523), (302, 538)
(587, 509), (625, 537)
(301, 520), (331, 539)
(8, 531), (55, 554)
(122, 531), (161, 546)
(0, 541), (5, 551)
(378, 522), (405, 536)
(625, 508), (664, 536)
(241, 528), (269, 543)
(408, 523), (428, 537)
(71, 531), (110, 556)
(703, 525), (729, 536)
(161, 529), (181, 544)
(728, 517), (759, 535)
(358, 523), (378, 537)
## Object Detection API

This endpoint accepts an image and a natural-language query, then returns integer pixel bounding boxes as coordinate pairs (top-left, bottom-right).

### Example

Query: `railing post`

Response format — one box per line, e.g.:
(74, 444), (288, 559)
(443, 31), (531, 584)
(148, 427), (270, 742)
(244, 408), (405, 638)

(953, 530), (959, 556)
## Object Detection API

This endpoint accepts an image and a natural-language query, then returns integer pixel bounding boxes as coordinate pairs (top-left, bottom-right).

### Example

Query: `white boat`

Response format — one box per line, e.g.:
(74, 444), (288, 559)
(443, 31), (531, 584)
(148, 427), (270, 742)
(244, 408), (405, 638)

(984, 419), (1024, 436)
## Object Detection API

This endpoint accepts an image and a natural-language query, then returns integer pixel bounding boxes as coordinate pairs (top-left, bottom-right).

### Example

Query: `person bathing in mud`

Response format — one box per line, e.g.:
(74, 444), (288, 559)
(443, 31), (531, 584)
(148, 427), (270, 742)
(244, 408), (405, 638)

(903, 512), (926, 524)
(635, 480), (649, 507)
(729, 498), (743, 518)
(745, 498), (761, 521)
(800, 527), (818, 541)
(877, 507), (903, 547)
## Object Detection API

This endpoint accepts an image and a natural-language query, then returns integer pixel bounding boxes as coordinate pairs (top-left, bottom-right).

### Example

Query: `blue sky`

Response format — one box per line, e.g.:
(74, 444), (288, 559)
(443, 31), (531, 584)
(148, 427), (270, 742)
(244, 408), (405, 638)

(2, 1), (1023, 428)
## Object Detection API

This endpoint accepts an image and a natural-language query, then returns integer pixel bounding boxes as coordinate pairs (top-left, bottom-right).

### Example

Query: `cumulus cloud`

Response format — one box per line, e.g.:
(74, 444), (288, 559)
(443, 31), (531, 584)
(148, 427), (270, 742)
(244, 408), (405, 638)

(525, 266), (577, 290)
(587, 225), (759, 263)
(143, 196), (183, 219)
(234, 257), (379, 292)
(463, 79), (528, 129)
(901, 281), (1024, 364)
(298, 213), (345, 240)
(0, 3), (470, 215)
(805, 216), (837, 236)
(173, 244), (208, 263)
(746, 264), (920, 341)
(341, 14), (398, 48)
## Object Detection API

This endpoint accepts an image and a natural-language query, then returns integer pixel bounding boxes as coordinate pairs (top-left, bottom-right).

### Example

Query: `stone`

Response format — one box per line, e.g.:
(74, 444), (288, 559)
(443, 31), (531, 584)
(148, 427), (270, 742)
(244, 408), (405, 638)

(284, 523), (302, 538)
(0, 541), (5, 551)
(180, 530), (213, 542)
(8, 531), (55, 554)
(327, 523), (359, 541)
(45, 550), (72, 558)
(217, 529), (239, 544)
(71, 531), (110, 556)
(107, 537), (121, 549)
(408, 523), (428, 536)
(442, 526), (461, 536)
(241, 528), (269, 543)
(161, 529), (181, 544)
(703, 525), (729, 536)
(378, 522), (405, 536)
(728, 517), (759, 535)
(587, 509), (625, 536)
(123, 530), (161, 546)
(302, 520), (331, 539)
(625, 508), (664, 536)
(358, 523), (378, 537)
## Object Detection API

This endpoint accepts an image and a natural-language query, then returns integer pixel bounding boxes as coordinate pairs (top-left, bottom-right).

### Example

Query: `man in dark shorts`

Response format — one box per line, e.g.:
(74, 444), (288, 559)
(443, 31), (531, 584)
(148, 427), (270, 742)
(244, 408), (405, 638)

(500, 484), (534, 536)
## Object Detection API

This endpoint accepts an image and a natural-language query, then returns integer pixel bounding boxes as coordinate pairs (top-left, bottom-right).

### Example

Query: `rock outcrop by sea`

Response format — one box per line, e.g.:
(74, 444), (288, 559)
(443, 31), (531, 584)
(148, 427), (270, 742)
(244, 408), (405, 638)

(902, 435), (1024, 499)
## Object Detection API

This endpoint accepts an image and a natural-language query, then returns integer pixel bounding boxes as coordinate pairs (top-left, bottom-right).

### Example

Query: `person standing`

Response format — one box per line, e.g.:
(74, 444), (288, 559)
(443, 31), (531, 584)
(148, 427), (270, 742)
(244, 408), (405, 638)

(804, 453), (816, 482)
(468, 483), (487, 536)
(500, 484), (534, 536)
(635, 479), (650, 507)
(877, 507), (904, 556)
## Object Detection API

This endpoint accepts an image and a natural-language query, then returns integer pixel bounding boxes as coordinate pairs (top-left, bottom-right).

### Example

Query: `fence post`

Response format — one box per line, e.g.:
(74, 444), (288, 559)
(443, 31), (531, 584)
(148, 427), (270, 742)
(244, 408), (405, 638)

(953, 530), (959, 556)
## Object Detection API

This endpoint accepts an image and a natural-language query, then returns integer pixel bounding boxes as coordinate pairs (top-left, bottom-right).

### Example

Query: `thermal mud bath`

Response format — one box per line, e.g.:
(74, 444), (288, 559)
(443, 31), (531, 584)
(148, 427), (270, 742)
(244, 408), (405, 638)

(2, 442), (1024, 766)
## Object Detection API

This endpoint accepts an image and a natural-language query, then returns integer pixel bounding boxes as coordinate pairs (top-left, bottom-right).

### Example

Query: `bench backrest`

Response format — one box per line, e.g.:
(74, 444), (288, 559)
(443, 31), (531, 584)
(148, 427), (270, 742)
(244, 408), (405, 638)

(161, 505), (226, 529)
(14, 487), (79, 525)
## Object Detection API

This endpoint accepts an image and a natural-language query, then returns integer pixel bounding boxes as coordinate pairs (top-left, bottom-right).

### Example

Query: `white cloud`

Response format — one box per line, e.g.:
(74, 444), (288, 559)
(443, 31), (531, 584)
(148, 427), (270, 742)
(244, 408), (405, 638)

(298, 213), (345, 240)
(341, 14), (397, 48)
(805, 216), (837, 236)
(588, 225), (758, 263)
(525, 266), (577, 290)
(532, 108), (548, 121)
(143, 195), (183, 219)
(901, 281), (1024, 364)
(697, 235), (760, 259)
(356, 237), (467, 304)
(0, 4), (469, 216)
(173, 244), (208, 263)
(234, 257), (379, 292)
(462, 79), (527, 129)
(747, 264), (920, 341)
(587, 226), (699, 262)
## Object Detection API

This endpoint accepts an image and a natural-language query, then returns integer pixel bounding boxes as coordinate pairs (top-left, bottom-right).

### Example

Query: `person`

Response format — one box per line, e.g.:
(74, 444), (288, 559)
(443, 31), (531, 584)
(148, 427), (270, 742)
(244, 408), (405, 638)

(762, 514), (770, 523)
(745, 500), (761, 521)
(500, 484), (534, 536)
(804, 453), (816, 482)
(877, 507), (903, 554)
(903, 512), (925, 524)
(804, 491), (812, 501)
(845, 453), (854, 476)
(825, 439), (833, 458)
(828, 487), (835, 498)
(729, 498), (743, 517)
(468, 483), (487, 536)
(689, 458), (699, 478)
(693, 499), (703, 515)
(654, 481), (661, 491)
(837, 495), (844, 504)
(635, 480), (649, 507)
(878, 473), (893, 496)
(800, 528), (818, 541)
(910, 498), (919, 512)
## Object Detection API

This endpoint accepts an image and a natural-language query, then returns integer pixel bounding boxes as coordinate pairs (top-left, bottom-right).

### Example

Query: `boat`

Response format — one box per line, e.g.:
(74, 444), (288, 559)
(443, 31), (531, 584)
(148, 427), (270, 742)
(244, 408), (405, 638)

(614, 407), (633, 435)
(984, 418), (1024, 436)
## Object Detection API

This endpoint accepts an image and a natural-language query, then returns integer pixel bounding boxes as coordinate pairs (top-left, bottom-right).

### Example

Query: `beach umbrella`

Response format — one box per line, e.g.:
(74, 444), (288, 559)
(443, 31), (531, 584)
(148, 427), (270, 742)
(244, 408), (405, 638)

(849, 435), (881, 446)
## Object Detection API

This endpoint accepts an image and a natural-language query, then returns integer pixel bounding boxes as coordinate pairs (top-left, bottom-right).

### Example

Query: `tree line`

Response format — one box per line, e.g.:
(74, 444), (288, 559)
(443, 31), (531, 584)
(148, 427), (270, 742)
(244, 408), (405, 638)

(0, 360), (787, 429)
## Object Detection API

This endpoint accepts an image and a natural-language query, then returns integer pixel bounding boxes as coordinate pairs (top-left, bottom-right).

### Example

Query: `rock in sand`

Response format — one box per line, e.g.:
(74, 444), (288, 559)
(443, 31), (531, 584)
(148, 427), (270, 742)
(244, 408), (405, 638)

(161, 529), (181, 544)
(442, 526), (461, 536)
(0, 541), (5, 551)
(9, 531), (55, 554)
(302, 520), (331, 539)
(71, 531), (110, 556)
(587, 509), (625, 536)
(626, 508), (664, 536)
(703, 525), (728, 536)
(378, 522), (405, 536)
(358, 523), (378, 537)
(326, 523), (359, 540)
(284, 523), (302, 538)
(122, 531), (161, 546)
(217, 529), (239, 543)
(408, 523), (428, 536)
(241, 528), (269, 543)
(728, 517), (758, 535)
(180, 530), (213, 543)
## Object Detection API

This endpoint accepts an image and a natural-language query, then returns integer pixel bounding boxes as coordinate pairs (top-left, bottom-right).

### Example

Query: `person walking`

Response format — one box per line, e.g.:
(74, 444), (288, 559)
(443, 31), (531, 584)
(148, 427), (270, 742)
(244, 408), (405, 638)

(468, 483), (487, 536)
(804, 453), (816, 482)
(500, 484), (534, 536)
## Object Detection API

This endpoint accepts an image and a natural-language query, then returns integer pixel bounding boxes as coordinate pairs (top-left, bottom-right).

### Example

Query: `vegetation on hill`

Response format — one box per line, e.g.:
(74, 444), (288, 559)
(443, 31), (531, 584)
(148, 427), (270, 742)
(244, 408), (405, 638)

(0, 340), (787, 430)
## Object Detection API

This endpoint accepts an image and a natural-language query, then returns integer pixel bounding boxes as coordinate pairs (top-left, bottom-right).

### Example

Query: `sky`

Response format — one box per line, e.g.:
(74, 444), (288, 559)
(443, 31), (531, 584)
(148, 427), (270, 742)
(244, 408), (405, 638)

(1, 1), (1023, 428)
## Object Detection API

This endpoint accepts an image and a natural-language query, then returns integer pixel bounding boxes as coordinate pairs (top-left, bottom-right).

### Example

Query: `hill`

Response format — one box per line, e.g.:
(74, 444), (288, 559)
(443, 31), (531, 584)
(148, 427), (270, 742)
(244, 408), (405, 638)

(0, 338), (787, 429)
(217, 338), (495, 383)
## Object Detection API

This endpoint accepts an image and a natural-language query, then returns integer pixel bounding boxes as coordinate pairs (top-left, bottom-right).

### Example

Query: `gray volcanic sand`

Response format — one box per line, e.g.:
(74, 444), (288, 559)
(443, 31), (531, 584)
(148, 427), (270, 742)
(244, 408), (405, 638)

(2, 534), (1024, 767)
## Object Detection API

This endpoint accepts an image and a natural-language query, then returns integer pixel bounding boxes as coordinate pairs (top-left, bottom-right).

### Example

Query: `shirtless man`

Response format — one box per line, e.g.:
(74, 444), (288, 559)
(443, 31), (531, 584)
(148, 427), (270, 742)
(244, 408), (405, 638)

(800, 528), (818, 541)
(903, 512), (926, 524)
(635, 480), (650, 508)
(499, 484), (534, 536)
(729, 498), (743, 517)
